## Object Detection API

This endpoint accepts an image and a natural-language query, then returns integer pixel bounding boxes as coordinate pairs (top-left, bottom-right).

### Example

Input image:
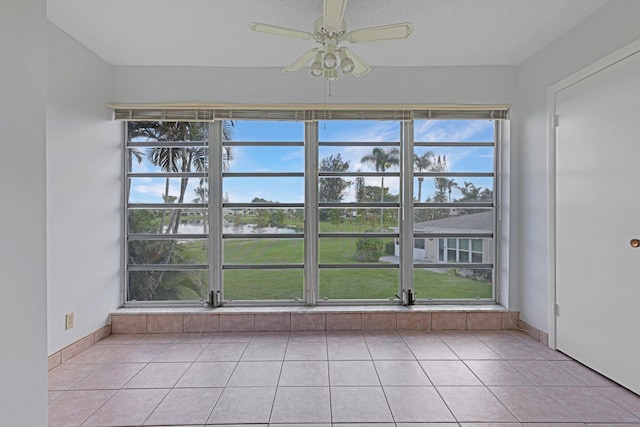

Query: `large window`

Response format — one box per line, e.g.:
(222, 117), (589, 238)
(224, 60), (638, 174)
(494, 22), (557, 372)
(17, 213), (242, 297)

(122, 108), (505, 305)
(412, 119), (496, 300)
(222, 121), (305, 301)
(125, 122), (210, 302)
(317, 120), (401, 300)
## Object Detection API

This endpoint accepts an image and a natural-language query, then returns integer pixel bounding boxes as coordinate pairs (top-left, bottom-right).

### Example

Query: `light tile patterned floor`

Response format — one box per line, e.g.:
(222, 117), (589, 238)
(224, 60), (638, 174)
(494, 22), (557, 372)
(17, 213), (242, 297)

(48, 329), (640, 426)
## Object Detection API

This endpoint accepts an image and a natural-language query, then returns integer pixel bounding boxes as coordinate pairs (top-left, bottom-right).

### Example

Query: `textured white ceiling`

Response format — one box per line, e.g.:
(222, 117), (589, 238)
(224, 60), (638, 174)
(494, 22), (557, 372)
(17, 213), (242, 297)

(47, 0), (608, 67)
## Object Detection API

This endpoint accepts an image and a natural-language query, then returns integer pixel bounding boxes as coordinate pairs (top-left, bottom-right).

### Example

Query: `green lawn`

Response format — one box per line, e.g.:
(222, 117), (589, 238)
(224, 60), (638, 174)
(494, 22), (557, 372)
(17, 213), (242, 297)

(222, 267), (491, 300)
(211, 233), (492, 300)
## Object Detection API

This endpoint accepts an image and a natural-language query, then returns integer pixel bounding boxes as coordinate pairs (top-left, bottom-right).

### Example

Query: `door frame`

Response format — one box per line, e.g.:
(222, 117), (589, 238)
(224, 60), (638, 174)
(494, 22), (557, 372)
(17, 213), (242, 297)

(546, 38), (640, 349)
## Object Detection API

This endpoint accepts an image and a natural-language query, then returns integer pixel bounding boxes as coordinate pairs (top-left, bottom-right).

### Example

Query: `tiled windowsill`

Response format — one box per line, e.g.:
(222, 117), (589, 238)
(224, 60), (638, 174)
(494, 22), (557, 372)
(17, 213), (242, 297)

(110, 304), (520, 335)
(113, 303), (509, 314)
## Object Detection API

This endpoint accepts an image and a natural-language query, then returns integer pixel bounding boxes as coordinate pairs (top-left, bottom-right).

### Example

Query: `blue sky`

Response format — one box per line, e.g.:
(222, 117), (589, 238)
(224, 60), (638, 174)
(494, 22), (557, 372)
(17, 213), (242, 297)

(129, 119), (494, 204)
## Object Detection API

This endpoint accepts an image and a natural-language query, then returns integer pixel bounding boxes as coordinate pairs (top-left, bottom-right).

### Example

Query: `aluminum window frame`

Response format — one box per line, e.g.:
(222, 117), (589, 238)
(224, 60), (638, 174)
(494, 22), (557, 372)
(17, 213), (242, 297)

(411, 120), (499, 302)
(220, 121), (307, 304)
(120, 110), (505, 307)
(316, 119), (404, 304)
(123, 121), (211, 305)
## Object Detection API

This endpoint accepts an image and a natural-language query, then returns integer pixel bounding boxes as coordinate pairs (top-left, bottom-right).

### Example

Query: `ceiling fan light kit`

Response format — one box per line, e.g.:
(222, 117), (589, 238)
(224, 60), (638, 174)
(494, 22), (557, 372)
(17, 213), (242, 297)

(338, 49), (355, 74)
(322, 43), (338, 70)
(249, 0), (414, 81)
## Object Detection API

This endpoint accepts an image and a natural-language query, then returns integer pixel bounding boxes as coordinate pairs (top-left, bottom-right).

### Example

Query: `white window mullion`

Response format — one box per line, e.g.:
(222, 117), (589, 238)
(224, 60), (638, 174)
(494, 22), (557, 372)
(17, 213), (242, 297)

(209, 121), (223, 306)
(122, 123), (130, 304)
(400, 119), (415, 304)
(304, 121), (319, 305)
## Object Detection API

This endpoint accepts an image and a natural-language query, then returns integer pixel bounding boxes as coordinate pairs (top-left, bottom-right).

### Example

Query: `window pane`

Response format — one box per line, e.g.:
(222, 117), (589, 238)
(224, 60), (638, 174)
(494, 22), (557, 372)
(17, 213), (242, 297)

(129, 208), (208, 234)
(319, 268), (398, 300)
(223, 269), (303, 300)
(224, 208), (303, 234)
(414, 209), (493, 235)
(414, 177), (493, 203)
(224, 238), (303, 264)
(318, 146), (402, 173)
(416, 239), (488, 263)
(319, 176), (399, 203)
(319, 237), (396, 264)
(319, 208), (398, 233)
(414, 120), (494, 143)
(128, 239), (208, 265)
(127, 121), (209, 143)
(414, 146), (494, 173)
(128, 146), (208, 174)
(129, 177), (207, 204)
(128, 270), (209, 302)
(319, 120), (401, 142)
(417, 238), (492, 265)
(413, 268), (492, 299)
(225, 146), (304, 173)
(223, 177), (303, 203)
(472, 239), (483, 252)
(413, 238), (436, 261)
(230, 121), (304, 142)
(459, 239), (469, 250)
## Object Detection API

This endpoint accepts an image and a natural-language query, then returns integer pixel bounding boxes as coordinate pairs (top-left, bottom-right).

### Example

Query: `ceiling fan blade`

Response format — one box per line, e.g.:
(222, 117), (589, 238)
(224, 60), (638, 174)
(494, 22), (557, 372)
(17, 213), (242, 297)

(341, 47), (371, 77)
(249, 22), (313, 40)
(347, 22), (414, 43)
(323, 0), (348, 29)
(283, 48), (320, 74)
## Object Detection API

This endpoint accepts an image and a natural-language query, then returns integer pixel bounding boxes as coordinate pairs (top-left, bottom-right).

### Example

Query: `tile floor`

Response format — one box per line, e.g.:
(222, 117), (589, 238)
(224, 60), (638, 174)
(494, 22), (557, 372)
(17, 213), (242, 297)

(48, 329), (640, 426)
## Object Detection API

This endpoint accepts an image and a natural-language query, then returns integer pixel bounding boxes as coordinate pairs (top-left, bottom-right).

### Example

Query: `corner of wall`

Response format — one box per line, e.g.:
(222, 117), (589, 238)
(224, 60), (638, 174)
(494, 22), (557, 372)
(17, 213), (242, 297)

(46, 23), (121, 355)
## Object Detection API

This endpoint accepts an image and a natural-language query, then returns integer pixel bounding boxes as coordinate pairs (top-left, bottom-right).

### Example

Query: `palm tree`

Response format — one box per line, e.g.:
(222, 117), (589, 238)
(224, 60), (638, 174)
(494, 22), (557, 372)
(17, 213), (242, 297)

(361, 147), (400, 230)
(193, 185), (208, 248)
(132, 121), (234, 234)
(127, 148), (144, 197)
(431, 155), (453, 219)
(127, 120), (233, 300)
(414, 151), (434, 202)
(443, 178), (458, 203)
(193, 184), (208, 230)
(459, 181), (481, 201)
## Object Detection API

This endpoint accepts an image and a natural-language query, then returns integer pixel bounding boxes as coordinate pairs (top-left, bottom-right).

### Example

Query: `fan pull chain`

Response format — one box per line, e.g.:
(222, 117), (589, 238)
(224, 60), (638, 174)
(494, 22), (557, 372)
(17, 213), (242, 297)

(323, 79), (328, 130)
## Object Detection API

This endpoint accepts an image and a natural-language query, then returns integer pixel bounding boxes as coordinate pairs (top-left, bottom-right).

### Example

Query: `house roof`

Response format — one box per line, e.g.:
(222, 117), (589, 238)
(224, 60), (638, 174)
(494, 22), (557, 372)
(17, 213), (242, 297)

(414, 210), (493, 234)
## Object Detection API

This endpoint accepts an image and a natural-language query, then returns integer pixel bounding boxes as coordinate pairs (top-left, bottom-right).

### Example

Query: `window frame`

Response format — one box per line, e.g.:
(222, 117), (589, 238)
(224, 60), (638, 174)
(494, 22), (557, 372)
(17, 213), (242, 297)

(120, 107), (506, 307)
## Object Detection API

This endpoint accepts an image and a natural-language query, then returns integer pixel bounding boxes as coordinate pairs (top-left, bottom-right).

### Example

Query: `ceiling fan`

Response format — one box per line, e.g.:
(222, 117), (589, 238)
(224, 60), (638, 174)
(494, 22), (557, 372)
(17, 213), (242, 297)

(249, 0), (414, 80)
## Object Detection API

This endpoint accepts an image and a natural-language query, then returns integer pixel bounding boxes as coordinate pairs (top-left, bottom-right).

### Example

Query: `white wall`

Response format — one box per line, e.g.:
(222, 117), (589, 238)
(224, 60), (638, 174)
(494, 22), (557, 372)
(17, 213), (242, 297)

(515, 0), (640, 332)
(0, 0), (48, 425)
(113, 65), (516, 105)
(47, 23), (121, 354)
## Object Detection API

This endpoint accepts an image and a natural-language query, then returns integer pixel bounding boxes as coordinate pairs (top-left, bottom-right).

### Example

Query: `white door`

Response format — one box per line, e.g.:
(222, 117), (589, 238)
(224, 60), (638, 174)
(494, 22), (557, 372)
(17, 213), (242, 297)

(555, 50), (640, 394)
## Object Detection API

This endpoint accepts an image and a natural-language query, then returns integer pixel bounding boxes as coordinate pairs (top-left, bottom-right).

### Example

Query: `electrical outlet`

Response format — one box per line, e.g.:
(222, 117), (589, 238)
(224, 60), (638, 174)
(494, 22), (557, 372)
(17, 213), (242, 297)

(65, 313), (74, 330)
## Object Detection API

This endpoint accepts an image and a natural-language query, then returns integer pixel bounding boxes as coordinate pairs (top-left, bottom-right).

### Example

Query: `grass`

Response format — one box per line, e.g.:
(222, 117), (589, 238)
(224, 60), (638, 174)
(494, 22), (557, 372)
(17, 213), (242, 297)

(168, 232), (492, 300)
(222, 268), (491, 300)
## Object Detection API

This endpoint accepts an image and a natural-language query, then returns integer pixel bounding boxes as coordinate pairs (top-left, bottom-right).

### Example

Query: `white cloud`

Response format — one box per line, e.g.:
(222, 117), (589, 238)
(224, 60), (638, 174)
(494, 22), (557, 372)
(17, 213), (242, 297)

(414, 120), (493, 142)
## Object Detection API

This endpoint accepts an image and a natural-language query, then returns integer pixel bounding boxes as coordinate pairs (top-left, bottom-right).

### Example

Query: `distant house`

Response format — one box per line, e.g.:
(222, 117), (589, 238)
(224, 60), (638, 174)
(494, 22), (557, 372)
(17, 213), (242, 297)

(395, 211), (493, 264)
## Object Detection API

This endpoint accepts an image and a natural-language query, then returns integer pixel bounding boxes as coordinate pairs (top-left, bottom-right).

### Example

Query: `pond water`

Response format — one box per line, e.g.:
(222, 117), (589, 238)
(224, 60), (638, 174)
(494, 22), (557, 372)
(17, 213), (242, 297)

(169, 223), (297, 235)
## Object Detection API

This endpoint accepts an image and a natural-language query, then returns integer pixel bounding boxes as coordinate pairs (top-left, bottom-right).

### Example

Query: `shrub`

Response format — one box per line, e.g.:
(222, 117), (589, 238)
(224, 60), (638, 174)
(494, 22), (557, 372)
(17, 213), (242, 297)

(355, 237), (384, 262)
(384, 240), (395, 255)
